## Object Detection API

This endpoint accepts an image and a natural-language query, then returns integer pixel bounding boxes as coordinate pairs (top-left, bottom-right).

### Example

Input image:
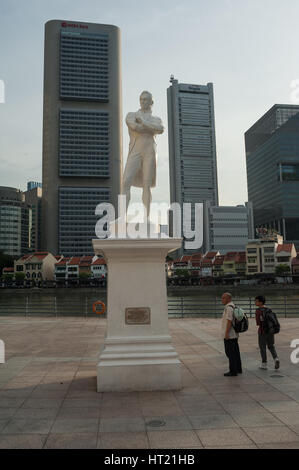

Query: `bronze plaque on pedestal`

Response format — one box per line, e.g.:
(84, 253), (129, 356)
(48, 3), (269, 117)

(125, 307), (151, 325)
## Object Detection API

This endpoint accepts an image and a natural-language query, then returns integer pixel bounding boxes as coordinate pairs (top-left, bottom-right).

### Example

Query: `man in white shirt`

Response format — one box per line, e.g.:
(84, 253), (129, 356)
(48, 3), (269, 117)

(221, 292), (242, 376)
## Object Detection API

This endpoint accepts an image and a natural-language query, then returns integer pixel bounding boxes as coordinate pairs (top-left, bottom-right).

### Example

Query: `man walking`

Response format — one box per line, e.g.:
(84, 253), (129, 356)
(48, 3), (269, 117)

(221, 292), (242, 376)
(255, 295), (280, 370)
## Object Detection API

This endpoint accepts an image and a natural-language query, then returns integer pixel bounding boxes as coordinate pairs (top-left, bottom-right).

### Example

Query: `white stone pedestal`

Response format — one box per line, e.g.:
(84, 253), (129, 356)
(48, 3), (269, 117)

(92, 237), (183, 392)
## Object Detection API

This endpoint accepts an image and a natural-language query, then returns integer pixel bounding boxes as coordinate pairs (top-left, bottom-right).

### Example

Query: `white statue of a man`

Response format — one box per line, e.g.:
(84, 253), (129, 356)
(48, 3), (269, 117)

(122, 91), (164, 218)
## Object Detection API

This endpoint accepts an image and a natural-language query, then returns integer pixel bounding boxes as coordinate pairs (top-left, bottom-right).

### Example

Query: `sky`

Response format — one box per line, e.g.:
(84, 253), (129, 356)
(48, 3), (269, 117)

(1, 0), (299, 207)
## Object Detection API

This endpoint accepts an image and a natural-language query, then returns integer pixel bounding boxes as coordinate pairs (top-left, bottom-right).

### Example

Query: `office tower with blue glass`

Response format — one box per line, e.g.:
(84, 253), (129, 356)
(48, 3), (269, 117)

(167, 77), (219, 253)
(245, 104), (299, 248)
(42, 20), (122, 256)
(0, 187), (32, 257)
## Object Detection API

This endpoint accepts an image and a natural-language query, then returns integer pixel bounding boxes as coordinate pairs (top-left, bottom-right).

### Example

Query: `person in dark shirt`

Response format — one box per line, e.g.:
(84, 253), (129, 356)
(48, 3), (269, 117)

(255, 295), (280, 370)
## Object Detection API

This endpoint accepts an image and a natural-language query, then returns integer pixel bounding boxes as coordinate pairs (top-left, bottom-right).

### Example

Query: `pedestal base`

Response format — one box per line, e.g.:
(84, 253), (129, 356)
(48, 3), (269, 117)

(97, 335), (182, 392)
(93, 237), (183, 393)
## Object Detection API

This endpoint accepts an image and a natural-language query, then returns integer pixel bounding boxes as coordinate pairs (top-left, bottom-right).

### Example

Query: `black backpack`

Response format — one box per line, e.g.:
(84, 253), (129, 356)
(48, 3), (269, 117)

(262, 308), (280, 335)
(232, 308), (249, 333)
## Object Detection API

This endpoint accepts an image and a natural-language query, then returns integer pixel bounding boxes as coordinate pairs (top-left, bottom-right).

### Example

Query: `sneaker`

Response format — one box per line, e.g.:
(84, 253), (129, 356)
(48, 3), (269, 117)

(275, 358), (280, 370)
(259, 363), (268, 370)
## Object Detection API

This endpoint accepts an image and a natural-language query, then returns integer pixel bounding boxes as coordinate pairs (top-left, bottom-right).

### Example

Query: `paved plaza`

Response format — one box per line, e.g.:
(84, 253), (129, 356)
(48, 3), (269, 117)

(0, 316), (299, 449)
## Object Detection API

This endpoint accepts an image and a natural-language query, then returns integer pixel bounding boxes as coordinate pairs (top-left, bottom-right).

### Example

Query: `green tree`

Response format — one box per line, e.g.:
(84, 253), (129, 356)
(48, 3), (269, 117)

(0, 252), (15, 276)
(79, 272), (90, 279)
(175, 268), (190, 278)
(15, 272), (25, 281)
(275, 264), (290, 276)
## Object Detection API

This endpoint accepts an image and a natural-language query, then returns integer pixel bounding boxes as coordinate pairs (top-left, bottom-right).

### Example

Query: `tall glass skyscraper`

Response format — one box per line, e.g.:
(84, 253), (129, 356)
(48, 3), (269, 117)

(0, 187), (31, 256)
(167, 77), (219, 253)
(42, 20), (122, 256)
(167, 78), (218, 208)
(245, 104), (299, 248)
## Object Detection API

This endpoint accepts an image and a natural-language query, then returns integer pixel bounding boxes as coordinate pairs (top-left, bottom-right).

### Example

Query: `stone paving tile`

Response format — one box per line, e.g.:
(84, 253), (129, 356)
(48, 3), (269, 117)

(188, 414), (238, 430)
(1, 418), (54, 435)
(99, 417), (145, 433)
(145, 416), (192, 432)
(204, 444), (258, 449)
(98, 432), (149, 449)
(258, 442), (299, 449)
(0, 420), (10, 432)
(44, 432), (97, 449)
(259, 401), (299, 413)
(1, 317), (299, 448)
(99, 404), (143, 419)
(0, 434), (47, 449)
(147, 430), (201, 449)
(243, 426), (299, 444)
(221, 402), (266, 414)
(0, 398), (26, 408)
(273, 412), (299, 426)
(62, 398), (101, 408)
(0, 408), (18, 419)
(21, 398), (64, 409)
(247, 391), (291, 402)
(13, 408), (59, 420)
(284, 391), (299, 402)
(57, 407), (101, 419)
(232, 412), (283, 427)
(51, 418), (99, 434)
(0, 387), (36, 398)
(65, 390), (102, 399)
(196, 428), (253, 447)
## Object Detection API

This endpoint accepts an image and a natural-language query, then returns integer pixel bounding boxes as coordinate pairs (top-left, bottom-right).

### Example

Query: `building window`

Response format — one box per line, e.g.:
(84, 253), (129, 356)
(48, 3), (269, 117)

(247, 248), (257, 254)
(277, 256), (290, 262)
(278, 163), (299, 182)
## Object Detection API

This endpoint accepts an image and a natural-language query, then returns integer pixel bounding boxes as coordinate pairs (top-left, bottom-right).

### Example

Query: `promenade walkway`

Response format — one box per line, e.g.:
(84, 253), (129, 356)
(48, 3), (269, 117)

(0, 316), (299, 449)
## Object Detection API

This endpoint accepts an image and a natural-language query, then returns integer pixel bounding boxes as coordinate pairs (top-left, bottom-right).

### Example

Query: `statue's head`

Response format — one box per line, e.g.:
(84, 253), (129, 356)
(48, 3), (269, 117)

(139, 91), (153, 111)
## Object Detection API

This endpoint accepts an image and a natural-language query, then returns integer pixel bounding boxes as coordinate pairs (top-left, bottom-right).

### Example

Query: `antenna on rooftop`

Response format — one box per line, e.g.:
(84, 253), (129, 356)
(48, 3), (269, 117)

(170, 74), (175, 83)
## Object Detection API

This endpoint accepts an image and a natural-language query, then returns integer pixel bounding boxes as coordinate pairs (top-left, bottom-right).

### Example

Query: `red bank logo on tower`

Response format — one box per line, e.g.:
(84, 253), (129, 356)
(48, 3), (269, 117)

(61, 22), (88, 29)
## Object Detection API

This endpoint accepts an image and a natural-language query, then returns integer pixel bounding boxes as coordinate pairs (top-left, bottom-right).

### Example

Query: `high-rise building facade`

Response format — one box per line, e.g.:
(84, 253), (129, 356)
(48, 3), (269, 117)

(27, 182), (42, 191)
(203, 202), (254, 254)
(167, 77), (219, 255)
(42, 20), (122, 257)
(24, 185), (42, 252)
(0, 187), (32, 257)
(245, 104), (299, 248)
(167, 78), (219, 208)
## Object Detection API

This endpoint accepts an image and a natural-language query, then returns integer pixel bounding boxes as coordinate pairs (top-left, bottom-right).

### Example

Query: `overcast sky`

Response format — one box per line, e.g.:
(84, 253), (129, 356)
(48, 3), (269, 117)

(1, 0), (299, 207)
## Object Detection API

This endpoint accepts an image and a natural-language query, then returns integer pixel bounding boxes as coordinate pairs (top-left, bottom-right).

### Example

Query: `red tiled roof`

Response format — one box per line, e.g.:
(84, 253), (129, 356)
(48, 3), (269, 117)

(214, 256), (225, 266)
(277, 244), (293, 253)
(92, 258), (106, 266)
(236, 252), (246, 263)
(205, 251), (218, 259)
(202, 259), (212, 266)
(191, 253), (202, 261)
(55, 258), (70, 266)
(180, 255), (192, 262)
(224, 252), (238, 261)
(19, 254), (32, 261)
(68, 257), (81, 265)
(3, 267), (14, 272)
(25, 252), (49, 262)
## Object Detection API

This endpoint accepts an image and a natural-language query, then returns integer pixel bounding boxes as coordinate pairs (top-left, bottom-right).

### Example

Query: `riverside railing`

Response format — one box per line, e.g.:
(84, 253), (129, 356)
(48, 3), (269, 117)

(0, 295), (298, 318)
